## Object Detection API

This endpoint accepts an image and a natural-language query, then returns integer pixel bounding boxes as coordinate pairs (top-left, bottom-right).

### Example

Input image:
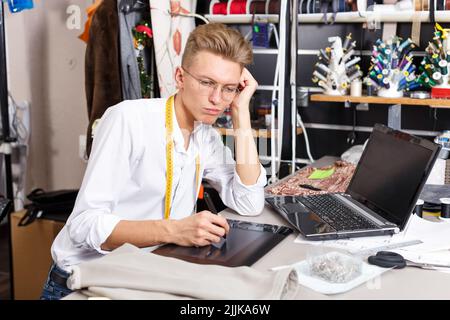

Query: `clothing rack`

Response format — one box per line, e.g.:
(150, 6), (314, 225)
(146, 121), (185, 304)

(0, 2), (16, 299)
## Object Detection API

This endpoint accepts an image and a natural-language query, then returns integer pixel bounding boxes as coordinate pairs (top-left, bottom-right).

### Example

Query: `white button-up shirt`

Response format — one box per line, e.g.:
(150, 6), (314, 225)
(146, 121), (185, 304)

(51, 98), (267, 270)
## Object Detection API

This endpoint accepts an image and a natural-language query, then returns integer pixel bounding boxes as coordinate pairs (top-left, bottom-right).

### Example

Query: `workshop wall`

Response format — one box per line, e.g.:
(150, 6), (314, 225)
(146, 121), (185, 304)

(6, 1), (89, 193)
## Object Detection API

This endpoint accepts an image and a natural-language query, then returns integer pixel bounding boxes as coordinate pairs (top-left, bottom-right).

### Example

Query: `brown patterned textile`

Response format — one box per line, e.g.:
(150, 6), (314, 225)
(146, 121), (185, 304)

(266, 160), (356, 196)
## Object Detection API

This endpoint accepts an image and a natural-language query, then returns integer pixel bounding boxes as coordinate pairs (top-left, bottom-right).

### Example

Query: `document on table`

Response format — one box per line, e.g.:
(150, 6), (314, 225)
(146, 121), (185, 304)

(294, 215), (450, 256)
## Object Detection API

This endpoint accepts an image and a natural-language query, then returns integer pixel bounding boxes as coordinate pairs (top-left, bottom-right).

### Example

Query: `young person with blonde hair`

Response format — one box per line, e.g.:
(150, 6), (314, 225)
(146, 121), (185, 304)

(41, 23), (266, 299)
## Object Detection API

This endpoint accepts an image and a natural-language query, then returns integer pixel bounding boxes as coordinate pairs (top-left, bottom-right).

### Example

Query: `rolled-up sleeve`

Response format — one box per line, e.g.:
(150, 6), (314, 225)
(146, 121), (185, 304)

(66, 106), (140, 253)
(202, 129), (267, 216)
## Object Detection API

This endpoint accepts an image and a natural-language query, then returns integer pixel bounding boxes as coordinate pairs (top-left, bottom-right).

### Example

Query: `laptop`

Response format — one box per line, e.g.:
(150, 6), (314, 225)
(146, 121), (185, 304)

(266, 124), (441, 240)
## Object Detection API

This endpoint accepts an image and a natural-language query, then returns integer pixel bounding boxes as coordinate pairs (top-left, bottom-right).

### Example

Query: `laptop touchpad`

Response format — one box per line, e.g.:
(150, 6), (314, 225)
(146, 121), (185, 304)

(282, 202), (308, 214)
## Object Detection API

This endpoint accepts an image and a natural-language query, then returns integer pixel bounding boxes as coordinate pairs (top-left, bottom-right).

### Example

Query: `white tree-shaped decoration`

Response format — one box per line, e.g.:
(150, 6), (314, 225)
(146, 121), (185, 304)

(313, 33), (362, 96)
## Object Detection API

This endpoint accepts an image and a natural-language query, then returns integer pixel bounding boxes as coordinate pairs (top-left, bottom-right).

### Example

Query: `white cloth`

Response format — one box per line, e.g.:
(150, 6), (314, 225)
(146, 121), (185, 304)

(52, 98), (267, 270)
(65, 243), (299, 300)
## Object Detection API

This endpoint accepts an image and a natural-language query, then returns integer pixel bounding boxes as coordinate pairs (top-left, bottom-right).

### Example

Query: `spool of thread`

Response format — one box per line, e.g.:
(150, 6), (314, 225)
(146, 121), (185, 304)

(229, 0), (247, 14)
(392, 56), (399, 69)
(439, 60), (448, 75)
(212, 1), (227, 14)
(407, 82), (421, 91)
(366, 82), (374, 96)
(313, 70), (327, 82)
(342, 33), (352, 52)
(347, 65), (360, 75)
(267, 0), (280, 14)
(429, 42), (439, 54)
(249, 0), (266, 13)
(432, 71), (444, 85)
(440, 198), (450, 219)
(373, 65), (382, 74)
(426, 77), (437, 87)
(341, 48), (355, 63)
(318, 80), (332, 92)
(414, 199), (424, 217)
(350, 79), (362, 97)
(432, 53), (441, 66)
(424, 64), (435, 77)
(317, 63), (331, 74)
(366, 77), (381, 90)
(319, 49), (330, 62)
(398, 38), (412, 52)
(345, 56), (361, 69)
(348, 70), (362, 82)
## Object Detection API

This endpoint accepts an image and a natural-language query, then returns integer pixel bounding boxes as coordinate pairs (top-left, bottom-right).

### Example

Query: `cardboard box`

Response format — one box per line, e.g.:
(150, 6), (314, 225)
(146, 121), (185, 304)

(10, 211), (65, 300)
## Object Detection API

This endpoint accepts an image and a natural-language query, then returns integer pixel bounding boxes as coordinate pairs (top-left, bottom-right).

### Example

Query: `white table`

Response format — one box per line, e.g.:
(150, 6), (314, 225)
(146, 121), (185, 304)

(219, 156), (450, 300)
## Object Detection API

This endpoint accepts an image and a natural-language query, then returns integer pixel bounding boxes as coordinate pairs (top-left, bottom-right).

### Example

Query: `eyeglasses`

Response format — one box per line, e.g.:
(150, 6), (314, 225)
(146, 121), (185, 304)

(182, 68), (240, 101)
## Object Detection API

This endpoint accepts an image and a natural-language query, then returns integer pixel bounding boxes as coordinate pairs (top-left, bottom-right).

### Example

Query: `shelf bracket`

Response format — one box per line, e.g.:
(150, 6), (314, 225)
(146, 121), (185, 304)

(387, 104), (401, 130)
(344, 100), (351, 108)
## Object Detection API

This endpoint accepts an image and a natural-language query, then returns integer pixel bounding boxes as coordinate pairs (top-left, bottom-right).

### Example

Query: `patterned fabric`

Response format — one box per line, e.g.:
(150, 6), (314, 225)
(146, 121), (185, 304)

(150, 1), (196, 97)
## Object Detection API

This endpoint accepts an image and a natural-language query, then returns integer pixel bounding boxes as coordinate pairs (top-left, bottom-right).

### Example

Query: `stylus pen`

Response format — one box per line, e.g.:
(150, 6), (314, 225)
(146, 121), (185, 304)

(204, 191), (227, 241)
(204, 191), (218, 214)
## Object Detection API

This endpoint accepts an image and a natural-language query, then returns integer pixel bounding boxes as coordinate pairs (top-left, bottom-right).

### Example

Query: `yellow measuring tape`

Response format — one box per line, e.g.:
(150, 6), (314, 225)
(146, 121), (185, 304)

(164, 96), (175, 220)
(164, 95), (201, 220)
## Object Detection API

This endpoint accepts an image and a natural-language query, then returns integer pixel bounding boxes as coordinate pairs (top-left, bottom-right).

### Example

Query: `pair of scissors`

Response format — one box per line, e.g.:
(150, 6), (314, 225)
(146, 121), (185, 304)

(368, 251), (450, 270)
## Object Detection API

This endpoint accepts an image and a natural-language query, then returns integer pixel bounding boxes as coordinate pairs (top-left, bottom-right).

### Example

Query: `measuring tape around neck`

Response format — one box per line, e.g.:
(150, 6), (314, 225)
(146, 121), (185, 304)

(164, 95), (175, 220)
(164, 95), (201, 220)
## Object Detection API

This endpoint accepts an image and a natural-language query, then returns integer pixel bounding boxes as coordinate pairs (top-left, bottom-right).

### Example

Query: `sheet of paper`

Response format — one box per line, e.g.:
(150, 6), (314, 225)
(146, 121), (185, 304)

(294, 215), (450, 255)
(395, 215), (450, 253)
(294, 232), (417, 254)
(392, 249), (450, 273)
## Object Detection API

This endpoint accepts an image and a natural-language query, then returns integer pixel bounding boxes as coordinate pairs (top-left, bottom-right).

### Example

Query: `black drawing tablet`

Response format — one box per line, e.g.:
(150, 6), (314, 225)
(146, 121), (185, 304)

(153, 219), (293, 267)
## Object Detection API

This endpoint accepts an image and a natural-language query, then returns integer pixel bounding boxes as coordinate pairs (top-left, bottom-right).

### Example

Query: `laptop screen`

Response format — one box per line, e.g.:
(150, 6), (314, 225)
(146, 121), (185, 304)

(347, 124), (440, 229)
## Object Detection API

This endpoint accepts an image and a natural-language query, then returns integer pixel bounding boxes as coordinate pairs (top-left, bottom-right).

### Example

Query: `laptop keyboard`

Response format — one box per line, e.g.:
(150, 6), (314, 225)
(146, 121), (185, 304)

(300, 194), (379, 231)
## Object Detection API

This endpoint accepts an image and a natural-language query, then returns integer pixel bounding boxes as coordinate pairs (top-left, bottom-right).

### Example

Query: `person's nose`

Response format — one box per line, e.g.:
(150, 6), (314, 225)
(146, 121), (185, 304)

(209, 86), (222, 104)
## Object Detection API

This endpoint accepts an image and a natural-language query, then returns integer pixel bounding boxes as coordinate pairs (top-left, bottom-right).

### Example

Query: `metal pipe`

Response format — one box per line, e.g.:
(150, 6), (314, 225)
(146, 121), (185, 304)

(0, 1), (15, 300)
(290, 0), (298, 171)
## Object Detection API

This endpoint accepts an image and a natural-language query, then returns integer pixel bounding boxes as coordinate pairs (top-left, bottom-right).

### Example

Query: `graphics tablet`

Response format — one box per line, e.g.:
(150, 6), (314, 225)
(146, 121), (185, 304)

(153, 219), (293, 267)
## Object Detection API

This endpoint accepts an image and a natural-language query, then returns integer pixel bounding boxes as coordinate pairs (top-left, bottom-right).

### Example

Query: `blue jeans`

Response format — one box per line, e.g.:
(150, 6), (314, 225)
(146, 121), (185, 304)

(40, 264), (73, 300)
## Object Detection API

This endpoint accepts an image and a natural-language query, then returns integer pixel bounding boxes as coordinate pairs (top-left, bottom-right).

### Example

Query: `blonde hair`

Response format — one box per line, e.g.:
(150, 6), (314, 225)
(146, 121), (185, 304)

(182, 23), (253, 68)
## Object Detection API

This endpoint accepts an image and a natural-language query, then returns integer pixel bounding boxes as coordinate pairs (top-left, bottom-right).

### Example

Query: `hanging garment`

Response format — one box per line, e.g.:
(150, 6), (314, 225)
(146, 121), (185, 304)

(118, 1), (148, 100)
(85, 0), (122, 157)
(150, 0), (196, 97)
(78, 0), (103, 43)
(118, 1), (159, 99)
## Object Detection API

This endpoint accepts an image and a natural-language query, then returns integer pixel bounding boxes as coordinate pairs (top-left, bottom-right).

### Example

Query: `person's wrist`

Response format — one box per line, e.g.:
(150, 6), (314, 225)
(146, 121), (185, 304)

(232, 106), (251, 129)
(159, 219), (178, 244)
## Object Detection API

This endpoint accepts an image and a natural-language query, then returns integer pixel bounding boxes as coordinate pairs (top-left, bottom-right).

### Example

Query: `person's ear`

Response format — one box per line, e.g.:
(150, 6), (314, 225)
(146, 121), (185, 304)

(175, 67), (184, 90)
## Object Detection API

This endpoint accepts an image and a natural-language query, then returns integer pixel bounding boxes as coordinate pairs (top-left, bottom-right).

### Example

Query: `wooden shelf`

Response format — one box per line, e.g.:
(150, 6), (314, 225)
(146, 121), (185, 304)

(310, 94), (450, 108)
(214, 126), (303, 138)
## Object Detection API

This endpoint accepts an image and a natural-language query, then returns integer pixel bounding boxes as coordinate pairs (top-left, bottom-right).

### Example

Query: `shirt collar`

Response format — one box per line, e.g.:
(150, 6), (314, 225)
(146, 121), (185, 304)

(171, 104), (204, 153)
